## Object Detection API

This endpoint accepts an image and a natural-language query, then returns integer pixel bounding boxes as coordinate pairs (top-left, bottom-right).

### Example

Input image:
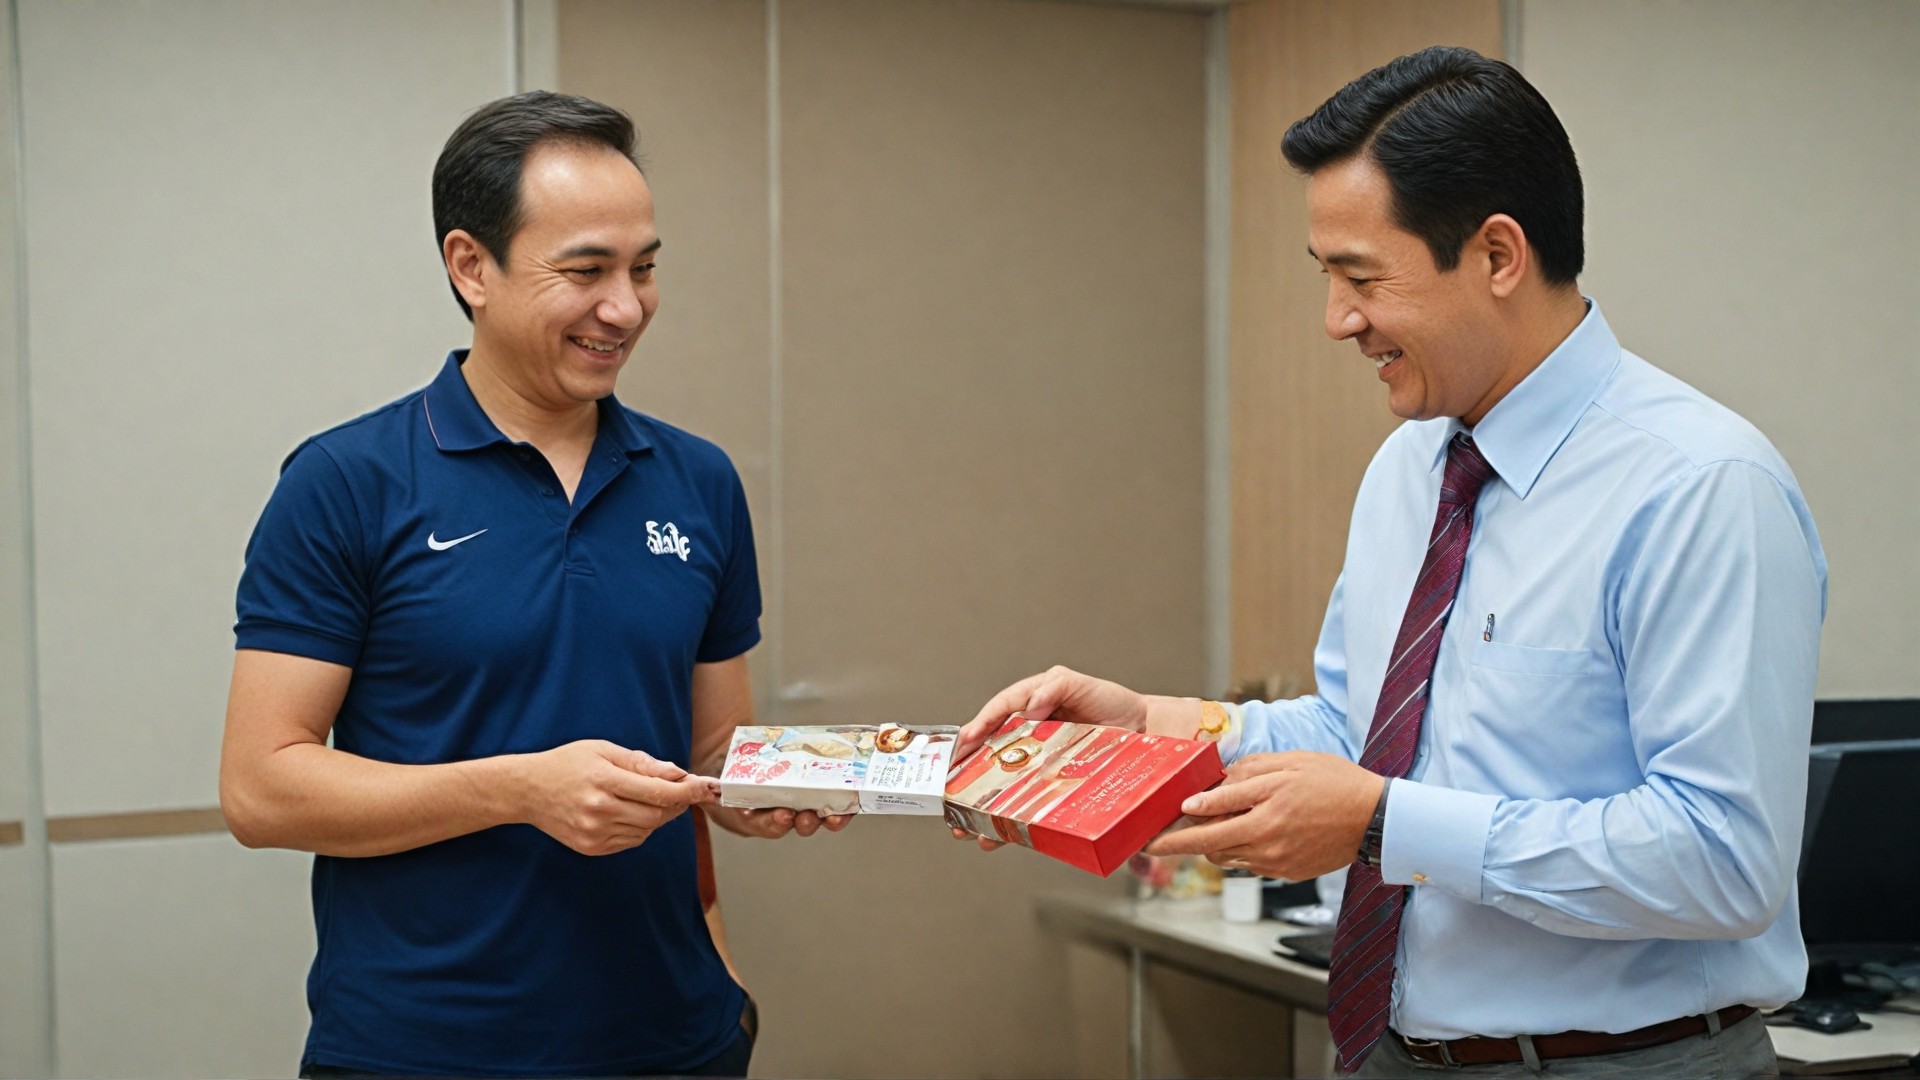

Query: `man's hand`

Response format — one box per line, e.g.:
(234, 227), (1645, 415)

(949, 665), (1154, 851)
(704, 803), (854, 840)
(1144, 751), (1384, 880)
(687, 655), (851, 840)
(956, 665), (1150, 762)
(515, 739), (717, 856)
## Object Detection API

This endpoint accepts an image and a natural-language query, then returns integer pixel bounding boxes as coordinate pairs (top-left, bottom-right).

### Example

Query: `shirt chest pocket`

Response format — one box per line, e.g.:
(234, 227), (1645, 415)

(1471, 640), (1600, 676)
(1464, 641), (1635, 797)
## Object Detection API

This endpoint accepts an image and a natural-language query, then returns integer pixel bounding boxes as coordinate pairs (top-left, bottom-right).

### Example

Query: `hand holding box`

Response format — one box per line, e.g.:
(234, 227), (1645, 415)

(944, 718), (1224, 875)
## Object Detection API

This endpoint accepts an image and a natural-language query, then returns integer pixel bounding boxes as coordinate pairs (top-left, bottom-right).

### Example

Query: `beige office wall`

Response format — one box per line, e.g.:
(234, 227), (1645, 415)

(1227, 0), (1502, 688)
(777, 0), (1207, 716)
(21, 0), (500, 818)
(14, 1), (516, 1074)
(1517, 0), (1919, 698)
(775, 0), (1209, 1073)
(0, 848), (50, 1080)
(51, 837), (314, 1078)
(560, 2), (1210, 1076)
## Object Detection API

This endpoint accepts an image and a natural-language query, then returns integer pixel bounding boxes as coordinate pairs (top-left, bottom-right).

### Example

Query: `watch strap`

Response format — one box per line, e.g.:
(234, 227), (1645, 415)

(1357, 776), (1393, 868)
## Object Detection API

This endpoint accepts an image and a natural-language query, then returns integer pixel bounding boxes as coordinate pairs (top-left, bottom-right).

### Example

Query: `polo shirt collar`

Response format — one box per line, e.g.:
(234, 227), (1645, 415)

(594, 383), (655, 457)
(1424, 298), (1620, 499)
(422, 349), (654, 456)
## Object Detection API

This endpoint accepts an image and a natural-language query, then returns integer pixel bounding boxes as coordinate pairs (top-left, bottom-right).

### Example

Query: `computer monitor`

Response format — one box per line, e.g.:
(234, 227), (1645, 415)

(1798, 735), (1920, 951)
(1812, 698), (1920, 746)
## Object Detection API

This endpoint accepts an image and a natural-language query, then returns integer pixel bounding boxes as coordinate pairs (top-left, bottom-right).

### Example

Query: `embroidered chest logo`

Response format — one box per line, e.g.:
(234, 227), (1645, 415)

(646, 520), (692, 562)
(427, 528), (487, 551)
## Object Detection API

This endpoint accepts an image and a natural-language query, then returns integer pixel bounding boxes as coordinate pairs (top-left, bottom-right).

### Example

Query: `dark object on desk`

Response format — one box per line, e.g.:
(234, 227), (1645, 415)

(1273, 929), (1334, 970)
(1799, 735), (1920, 959)
(1801, 946), (1913, 1008)
(1779, 999), (1870, 1035)
(1260, 877), (1318, 919)
(1812, 698), (1920, 746)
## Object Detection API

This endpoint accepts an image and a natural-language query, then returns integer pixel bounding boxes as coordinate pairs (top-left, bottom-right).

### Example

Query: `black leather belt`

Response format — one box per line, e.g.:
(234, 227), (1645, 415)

(1396, 1004), (1758, 1067)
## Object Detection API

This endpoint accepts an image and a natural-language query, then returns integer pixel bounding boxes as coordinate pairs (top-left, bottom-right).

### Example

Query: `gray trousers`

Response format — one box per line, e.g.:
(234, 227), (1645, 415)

(1350, 1011), (1778, 1080)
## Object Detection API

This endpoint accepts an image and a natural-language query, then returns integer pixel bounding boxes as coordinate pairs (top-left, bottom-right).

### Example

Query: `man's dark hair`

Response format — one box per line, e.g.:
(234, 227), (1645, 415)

(431, 90), (642, 320)
(1281, 46), (1583, 285)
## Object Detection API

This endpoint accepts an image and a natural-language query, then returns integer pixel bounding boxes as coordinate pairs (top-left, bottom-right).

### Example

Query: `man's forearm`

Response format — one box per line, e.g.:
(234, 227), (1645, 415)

(1141, 695), (1208, 738)
(223, 743), (522, 858)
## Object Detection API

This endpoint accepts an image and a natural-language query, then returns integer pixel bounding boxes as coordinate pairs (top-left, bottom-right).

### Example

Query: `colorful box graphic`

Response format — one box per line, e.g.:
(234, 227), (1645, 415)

(719, 724), (958, 816)
(943, 718), (1224, 876)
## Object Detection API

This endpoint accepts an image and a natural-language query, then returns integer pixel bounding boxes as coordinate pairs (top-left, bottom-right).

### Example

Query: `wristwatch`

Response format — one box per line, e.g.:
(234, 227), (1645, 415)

(1356, 777), (1393, 868)
(1195, 700), (1232, 741)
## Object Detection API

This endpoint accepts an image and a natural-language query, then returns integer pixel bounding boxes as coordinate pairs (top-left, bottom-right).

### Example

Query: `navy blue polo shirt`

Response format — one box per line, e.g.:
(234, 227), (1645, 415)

(235, 351), (759, 1077)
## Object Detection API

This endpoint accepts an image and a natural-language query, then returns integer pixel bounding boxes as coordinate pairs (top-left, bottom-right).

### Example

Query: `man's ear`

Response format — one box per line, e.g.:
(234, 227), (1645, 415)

(1479, 213), (1530, 300)
(443, 229), (496, 313)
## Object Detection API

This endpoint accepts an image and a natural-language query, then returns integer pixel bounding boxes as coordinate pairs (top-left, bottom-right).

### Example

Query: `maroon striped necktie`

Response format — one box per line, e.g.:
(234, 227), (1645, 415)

(1328, 432), (1495, 1072)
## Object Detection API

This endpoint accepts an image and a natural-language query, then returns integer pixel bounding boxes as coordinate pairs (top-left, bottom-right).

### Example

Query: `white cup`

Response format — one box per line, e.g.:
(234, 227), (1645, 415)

(1221, 871), (1262, 923)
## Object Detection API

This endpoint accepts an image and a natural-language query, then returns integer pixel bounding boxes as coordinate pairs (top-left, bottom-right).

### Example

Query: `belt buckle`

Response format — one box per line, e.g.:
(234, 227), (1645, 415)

(1401, 1036), (1459, 1068)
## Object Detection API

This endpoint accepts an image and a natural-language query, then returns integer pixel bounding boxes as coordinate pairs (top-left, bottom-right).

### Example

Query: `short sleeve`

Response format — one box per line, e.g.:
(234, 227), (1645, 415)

(233, 442), (371, 667)
(695, 466), (762, 663)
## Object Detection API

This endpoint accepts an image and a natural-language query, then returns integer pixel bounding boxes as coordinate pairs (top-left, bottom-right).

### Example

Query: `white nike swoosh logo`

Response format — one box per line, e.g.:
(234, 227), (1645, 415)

(427, 529), (487, 551)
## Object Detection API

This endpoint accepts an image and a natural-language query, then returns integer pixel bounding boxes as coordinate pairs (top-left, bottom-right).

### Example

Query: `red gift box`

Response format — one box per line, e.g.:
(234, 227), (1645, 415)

(944, 718), (1224, 876)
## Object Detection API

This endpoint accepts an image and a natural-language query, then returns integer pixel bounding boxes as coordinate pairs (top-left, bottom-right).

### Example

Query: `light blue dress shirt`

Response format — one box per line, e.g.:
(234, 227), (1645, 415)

(1236, 300), (1828, 1039)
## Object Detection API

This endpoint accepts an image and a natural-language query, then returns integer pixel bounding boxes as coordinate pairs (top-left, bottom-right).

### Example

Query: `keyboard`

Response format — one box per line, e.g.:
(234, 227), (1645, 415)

(1275, 929), (1335, 969)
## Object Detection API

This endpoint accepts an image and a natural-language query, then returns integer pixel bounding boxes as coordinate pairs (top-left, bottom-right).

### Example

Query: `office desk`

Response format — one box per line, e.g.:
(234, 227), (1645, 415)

(1037, 893), (1333, 1078)
(1769, 1007), (1920, 1076)
(1038, 892), (1920, 1078)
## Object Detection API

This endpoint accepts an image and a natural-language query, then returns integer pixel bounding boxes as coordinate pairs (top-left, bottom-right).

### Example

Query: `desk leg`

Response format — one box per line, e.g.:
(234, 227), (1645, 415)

(1292, 1008), (1335, 1078)
(1128, 946), (1146, 1080)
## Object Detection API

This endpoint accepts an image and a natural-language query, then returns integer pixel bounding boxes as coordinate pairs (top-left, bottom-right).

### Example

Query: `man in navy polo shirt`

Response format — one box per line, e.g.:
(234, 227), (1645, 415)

(220, 91), (842, 1078)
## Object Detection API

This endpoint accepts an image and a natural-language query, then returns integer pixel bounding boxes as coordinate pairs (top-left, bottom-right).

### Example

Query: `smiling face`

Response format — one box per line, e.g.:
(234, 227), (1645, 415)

(1307, 155), (1516, 425)
(459, 140), (660, 409)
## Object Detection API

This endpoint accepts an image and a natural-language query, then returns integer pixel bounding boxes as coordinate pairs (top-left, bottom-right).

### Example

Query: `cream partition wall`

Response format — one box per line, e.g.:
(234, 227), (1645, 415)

(1516, 0), (1920, 698)
(775, 8), (1206, 1077)
(6, 2), (517, 1075)
(557, 1), (1210, 1076)
(1227, 0), (1502, 690)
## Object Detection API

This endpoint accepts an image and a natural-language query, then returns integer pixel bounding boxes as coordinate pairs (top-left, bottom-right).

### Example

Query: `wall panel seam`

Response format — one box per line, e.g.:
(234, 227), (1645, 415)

(1204, 6), (1232, 696)
(44, 806), (228, 844)
(764, 0), (786, 722)
(507, 0), (520, 93)
(0, 809), (233, 844)
(8, 0), (56, 1070)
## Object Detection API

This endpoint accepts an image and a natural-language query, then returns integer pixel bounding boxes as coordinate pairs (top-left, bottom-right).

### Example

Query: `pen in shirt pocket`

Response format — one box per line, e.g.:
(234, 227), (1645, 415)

(1483, 613), (1495, 642)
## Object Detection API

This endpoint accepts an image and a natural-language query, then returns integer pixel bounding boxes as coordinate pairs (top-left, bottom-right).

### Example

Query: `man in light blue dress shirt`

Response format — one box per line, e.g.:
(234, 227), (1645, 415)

(961, 47), (1824, 1077)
